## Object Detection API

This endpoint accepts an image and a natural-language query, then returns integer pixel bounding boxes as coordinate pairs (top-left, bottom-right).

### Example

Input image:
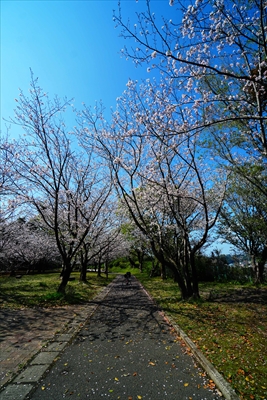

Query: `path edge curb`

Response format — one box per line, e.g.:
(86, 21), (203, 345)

(139, 281), (240, 400)
(164, 314), (240, 400)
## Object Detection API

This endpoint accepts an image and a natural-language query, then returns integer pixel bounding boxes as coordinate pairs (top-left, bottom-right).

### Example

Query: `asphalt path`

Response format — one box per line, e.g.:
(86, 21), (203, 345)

(28, 275), (223, 399)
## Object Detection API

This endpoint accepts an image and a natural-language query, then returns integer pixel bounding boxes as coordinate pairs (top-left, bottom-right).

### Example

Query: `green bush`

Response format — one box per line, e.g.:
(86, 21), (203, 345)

(109, 257), (131, 270)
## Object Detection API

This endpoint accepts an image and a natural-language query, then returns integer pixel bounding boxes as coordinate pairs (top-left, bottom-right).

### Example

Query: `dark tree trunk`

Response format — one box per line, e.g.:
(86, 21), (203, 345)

(104, 261), (109, 278)
(183, 238), (193, 294)
(161, 262), (167, 280)
(128, 256), (136, 268)
(172, 266), (191, 300)
(136, 249), (144, 272)
(190, 252), (200, 298)
(150, 259), (159, 277)
(80, 264), (87, 282)
(150, 241), (193, 299)
(80, 251), (88, 282)
(97, 260), (102, 277)
(255, 246), (267, 284)
(57, 260), (72, 294)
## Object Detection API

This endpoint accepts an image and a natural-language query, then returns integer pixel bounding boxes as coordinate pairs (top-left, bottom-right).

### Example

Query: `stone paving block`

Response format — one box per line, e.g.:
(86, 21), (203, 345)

(53, 333), (72, 342)
(0, 352), (11, 363)
(14, 364), (49, 383)
(30, 352), (59, 365)
(42, 342), (66, 352)
(0, 302), (102, 391)
(65, 326), (77, 334)
(0, 372), (14, 390)
(0, 383), (33, 400)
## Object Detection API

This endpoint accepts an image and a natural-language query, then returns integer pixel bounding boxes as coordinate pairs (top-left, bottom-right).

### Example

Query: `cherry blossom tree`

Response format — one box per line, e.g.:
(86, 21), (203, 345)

(110, 0), (267, 292)
(87, 229), (130, 278)
(0, 217), (60, 273)
(0, 133), (19, 222)
(80, 76), (227, 299)
(121, 222), (152, 272)
(77, 198), (122, 281)
(114, 0), (267, 191)
(4, 74), (113, 293)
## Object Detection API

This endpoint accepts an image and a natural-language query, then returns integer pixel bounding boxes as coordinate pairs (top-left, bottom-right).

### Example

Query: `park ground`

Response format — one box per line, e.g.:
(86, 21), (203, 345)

(0, 270), (266, 399)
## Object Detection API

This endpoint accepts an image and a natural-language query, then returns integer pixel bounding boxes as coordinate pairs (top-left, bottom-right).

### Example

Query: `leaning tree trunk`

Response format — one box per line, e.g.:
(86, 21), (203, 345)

(57, 259), (72, 294)
(151, 242), (190, 298)
(172, 265), (192, 300)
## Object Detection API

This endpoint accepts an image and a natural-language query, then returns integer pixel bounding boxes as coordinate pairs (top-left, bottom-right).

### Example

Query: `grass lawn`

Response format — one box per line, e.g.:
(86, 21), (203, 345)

(132, 270), (267, 400)
(0, 271), (112, 308)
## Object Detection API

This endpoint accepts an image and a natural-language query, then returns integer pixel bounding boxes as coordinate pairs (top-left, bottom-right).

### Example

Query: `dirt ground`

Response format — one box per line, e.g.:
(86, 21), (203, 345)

(209, 287), (267, 303)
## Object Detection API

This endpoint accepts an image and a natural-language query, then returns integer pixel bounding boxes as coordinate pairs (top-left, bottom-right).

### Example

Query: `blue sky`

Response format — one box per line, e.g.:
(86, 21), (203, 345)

(1, 0), (174, 134)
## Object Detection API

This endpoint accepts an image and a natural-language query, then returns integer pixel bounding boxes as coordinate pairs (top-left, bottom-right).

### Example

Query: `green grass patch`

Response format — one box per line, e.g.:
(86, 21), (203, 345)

(134, 273), (267, 400)
(0, 272), (113, 308)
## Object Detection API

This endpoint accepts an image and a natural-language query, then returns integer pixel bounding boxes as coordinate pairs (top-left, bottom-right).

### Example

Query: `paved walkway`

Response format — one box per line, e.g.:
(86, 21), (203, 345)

(0, 276), (236, 400)
(0, 303), (90, 389)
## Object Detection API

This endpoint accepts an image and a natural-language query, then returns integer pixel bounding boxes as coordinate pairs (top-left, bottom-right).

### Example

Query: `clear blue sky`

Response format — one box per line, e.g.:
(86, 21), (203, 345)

(1, 0), (174, 134)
